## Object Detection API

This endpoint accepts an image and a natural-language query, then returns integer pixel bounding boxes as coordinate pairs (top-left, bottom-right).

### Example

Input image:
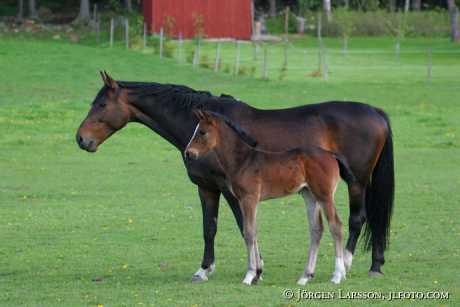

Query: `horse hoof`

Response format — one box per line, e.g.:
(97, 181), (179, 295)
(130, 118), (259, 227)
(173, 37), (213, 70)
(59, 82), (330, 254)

(368, 270), (384, 278)
(191, 264), (215, 283)
(191, 274), (208, 283)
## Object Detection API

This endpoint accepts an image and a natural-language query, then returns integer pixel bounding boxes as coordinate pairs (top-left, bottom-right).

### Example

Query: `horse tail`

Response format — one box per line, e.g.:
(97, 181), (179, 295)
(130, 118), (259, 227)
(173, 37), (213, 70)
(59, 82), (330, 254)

(363, 110), (395, 251)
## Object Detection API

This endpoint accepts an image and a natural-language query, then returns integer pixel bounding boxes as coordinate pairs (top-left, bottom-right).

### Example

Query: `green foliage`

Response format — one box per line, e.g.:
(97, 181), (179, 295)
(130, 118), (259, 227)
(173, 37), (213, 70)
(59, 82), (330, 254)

(265, 12), (297, 34)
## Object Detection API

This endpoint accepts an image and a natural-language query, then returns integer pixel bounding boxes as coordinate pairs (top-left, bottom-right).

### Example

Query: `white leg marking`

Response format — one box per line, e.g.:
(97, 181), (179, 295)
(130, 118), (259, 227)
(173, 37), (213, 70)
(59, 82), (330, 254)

(331, 257), (346, 284)
(298, 189), (323, 285)
(191, 263), (215, 282)
(343, 249), (353, 271)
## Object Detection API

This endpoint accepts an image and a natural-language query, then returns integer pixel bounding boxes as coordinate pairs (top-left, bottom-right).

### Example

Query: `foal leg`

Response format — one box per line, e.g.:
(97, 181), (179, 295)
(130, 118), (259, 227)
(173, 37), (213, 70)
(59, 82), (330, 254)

(320, 199), (346, 284)
(298, 189), (323, 286)
(240, 198), (260, 285)
(192, 187), (220, 282)
(344, 183), (366, 272)
(223, 190), (264, 269)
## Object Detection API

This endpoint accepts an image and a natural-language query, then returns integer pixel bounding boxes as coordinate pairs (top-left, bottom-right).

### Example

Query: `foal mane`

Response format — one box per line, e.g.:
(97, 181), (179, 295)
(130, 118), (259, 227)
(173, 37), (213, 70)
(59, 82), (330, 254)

(206, 111), (258, 148)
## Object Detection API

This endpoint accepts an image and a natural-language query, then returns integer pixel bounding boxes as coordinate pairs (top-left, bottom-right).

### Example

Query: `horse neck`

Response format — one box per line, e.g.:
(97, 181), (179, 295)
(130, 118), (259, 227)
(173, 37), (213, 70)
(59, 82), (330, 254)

(128, 94), (196, 150)
(212, 122), (253, 176)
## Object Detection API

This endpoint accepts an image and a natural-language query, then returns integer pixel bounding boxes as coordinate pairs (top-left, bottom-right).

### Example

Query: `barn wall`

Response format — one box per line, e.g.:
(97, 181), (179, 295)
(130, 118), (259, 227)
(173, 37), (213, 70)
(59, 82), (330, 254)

(143, 0), (252, 40)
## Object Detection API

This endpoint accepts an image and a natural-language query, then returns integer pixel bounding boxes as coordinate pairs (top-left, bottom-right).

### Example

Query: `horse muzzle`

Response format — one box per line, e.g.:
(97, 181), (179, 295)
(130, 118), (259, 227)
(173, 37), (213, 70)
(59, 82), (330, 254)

(76, 133), (98, 153)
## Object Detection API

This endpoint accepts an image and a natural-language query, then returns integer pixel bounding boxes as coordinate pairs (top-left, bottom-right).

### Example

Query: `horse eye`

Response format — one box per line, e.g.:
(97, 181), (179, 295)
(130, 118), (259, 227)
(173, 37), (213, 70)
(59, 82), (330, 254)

(99, 102), (107, 108)
(198, 130), (206, 136)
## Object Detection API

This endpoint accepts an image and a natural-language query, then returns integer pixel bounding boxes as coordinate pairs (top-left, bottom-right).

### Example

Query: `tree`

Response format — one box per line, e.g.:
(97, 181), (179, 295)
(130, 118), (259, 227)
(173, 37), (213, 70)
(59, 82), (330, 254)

(28, 0), (38, 19)
(17, 0), (24, 21)
(77, 0), (91, 22)
(404, 0), (410, 12)
(124, 0), (132, 12)
(412, 0), (422, 10)
(324, 0), (332, 21)
(447, 0), (460, 42)
(269, 0), (276, 17)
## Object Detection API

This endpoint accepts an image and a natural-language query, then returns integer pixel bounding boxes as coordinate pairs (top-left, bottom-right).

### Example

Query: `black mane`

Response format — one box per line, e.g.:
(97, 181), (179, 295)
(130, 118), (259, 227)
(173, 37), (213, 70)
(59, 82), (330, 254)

(206, 111), (258, 148)
(116, 81), (235, 111)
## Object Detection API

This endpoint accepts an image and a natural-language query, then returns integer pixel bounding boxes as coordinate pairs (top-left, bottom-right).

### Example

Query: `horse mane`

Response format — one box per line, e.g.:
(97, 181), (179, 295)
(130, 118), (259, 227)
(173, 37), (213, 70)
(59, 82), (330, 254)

(116, 81), (236, 111)
(206, 111), (258, 148)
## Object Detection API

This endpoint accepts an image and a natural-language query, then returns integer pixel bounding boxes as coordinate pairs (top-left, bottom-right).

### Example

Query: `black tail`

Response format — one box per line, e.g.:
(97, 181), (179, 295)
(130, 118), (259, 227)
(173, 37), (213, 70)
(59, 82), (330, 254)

(363, 110), (395, 251)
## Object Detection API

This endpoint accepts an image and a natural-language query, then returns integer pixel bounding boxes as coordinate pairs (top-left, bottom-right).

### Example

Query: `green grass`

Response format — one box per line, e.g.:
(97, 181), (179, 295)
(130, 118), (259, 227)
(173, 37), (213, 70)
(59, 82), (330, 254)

(0, 35), (459, 306)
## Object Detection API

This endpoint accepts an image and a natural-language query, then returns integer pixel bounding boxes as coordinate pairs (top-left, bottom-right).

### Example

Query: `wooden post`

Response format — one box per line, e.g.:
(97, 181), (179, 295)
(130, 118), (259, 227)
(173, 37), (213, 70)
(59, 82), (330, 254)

(342, 36), (348, 55)
(159, 27), (164, 58)
(214, 42), (221, 72)
(178, 33), (183, 63)
(262, 45), (268, 80)
(143, 23), (147, 49)
(93, 3), (97, 23)
(284, 6), (290, 38)
(395, 37), (400, 62)
(234, 40), (241, 76)
(125, 18), (129, 49)
(283, 41), (288, 67)
(427, 48), (432, 83)
(317, 12), (322, 46)
(193, 39), (201, 67)
(110, 18), (114, 48)
(96, 19), (100, 45)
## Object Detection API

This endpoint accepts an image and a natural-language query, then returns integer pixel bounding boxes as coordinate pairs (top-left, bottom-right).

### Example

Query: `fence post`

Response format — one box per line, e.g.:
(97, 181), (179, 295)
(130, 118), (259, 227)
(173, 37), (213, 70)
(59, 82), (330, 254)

(234, 40), (241, 76)
(395, 36), (401, 62)
(427, 48), (432, 83)
(262, 45), (268, 80)
(159, 27), (164, 58)
(125, 18), (129, 49)
(110, 18), (114, 48)
(143, 23), (147, 49)
(96, 18), (100, 45)
(178, 33), (183, 63)
(214, 42), (221, 72)
(193, 39), (201, 67)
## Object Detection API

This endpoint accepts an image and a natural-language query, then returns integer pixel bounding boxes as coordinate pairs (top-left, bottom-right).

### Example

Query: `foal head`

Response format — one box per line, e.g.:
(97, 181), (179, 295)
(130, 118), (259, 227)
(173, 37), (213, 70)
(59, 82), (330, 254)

(184, 110), (219, 160)
(184, 110), (258, 161)
(76, 71), (132, 152)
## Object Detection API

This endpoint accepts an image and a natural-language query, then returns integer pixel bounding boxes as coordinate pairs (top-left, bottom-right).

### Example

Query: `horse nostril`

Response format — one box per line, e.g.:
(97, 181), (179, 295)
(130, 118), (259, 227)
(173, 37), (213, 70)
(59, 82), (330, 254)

(77, 135), (83, 145)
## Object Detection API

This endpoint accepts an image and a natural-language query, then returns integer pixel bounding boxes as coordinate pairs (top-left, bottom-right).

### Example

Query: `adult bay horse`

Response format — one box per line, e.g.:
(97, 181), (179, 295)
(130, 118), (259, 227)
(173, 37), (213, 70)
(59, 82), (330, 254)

(76, 72), (394, 281)
(185, 110), (355, 285)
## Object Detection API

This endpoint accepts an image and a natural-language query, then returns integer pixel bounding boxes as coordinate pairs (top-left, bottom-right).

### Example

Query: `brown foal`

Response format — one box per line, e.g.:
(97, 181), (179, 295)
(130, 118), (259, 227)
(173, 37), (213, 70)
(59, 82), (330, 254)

(185, 110), (347, 285)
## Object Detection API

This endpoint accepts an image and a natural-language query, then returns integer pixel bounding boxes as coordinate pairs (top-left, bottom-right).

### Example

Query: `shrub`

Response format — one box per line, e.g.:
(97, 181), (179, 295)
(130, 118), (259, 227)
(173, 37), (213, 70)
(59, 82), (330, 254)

(266, 12), (298, 34)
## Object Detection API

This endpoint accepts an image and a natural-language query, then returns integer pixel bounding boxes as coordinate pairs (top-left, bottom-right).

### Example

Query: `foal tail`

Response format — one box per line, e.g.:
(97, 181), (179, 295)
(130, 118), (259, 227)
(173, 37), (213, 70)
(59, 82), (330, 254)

(363, 110), (395, 251)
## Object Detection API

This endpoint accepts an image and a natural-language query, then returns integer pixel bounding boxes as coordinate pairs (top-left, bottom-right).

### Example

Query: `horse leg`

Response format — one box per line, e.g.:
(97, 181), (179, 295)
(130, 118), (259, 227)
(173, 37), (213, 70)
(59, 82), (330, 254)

(240, 197), (260, 285)
(320, 199), (346, 284)
(298, 189), (323, 286)
(191, 186), (220, 282)
(344, 183), (366, 271)
(222, 190), (264, 270)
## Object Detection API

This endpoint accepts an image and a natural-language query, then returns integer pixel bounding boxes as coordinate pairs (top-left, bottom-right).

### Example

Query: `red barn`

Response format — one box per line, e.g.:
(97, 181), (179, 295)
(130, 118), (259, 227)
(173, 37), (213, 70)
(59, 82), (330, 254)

(143, 0), (253, 40)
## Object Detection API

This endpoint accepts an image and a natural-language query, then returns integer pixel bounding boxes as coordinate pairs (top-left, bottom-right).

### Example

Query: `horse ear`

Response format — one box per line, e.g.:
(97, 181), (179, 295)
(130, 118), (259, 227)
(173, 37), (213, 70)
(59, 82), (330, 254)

(101, 70), (119, 89)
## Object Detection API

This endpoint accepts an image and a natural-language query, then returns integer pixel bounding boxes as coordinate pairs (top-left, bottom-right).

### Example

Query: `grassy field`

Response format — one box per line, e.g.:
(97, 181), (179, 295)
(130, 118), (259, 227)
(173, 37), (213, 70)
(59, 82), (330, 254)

(0, 35), (459, 306)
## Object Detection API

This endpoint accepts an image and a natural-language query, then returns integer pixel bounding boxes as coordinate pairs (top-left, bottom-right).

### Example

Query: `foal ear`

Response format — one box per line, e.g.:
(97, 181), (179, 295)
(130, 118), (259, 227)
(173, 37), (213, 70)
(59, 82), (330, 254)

(192, 109), (205, 120)
(100, 70), (119, 90)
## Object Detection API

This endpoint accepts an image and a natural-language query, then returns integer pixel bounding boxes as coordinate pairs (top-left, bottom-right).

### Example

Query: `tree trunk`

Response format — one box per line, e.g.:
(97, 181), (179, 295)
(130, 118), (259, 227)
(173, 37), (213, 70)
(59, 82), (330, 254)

(28, 0), (38, 19)
(269, 0), (276, 17)
(344, 0), (349, 9)
(448, 0), (460, 42)
(389, 0), (396, 12)
(412, 0), (421, 11)
(324, 0), (332, 21)
(17, 0), (24, 21)
(404, 0), (410, 12)
(124, 0), (132, 12)
(78, 0), (91, 21)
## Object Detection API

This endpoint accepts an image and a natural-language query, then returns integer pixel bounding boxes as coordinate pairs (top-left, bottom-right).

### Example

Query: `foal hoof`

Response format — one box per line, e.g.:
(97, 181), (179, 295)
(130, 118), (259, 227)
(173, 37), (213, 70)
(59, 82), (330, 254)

(331, 271), (346, 284)
(343, 249), (353, 271)
(242, 271), (258, 286)
(368, 270), (384, 278)
(297, 273), (314, 286)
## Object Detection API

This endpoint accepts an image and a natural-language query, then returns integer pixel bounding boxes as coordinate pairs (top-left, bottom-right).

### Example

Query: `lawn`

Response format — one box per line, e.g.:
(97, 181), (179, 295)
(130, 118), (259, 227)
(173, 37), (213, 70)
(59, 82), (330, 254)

(0, 35), (459, 306)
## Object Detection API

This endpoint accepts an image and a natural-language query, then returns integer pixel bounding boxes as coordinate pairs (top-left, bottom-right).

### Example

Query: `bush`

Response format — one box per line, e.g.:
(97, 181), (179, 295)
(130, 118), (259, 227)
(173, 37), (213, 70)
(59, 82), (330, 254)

(303, 10), (449, 38)
(266, 12), (298, 34)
